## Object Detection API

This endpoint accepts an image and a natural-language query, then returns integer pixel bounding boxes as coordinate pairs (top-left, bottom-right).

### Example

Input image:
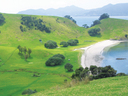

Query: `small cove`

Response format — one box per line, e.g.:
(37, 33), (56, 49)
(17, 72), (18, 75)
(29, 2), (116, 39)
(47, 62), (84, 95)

(101, 42), (128, 74)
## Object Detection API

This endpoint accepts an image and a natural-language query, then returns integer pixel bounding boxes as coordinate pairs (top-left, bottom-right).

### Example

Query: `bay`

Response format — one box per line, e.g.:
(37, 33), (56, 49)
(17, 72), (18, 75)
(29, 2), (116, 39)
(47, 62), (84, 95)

(101, 42), (128, 74)
(73, 16), (128, 27)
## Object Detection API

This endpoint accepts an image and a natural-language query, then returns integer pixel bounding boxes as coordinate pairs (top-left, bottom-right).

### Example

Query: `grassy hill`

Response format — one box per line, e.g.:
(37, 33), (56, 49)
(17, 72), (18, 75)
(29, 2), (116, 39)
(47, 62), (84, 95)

(0, 13), (128, 96)
(32, 76), (128, 96)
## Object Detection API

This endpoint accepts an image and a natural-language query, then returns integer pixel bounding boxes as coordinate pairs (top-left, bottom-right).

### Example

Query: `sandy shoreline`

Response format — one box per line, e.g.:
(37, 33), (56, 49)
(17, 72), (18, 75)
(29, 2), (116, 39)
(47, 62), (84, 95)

(81, 40), (123, 68)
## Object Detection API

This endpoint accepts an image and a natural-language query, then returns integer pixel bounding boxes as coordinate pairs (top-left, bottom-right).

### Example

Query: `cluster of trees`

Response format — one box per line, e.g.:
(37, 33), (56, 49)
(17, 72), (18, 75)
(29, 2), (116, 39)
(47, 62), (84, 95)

(45, 54), (65, 66)
(20, 16), (50, 33)
(44, 39), (79, 49)
(71, 65), (118, 80)
(64, 15), (76, 24)
(0, 13), (5, 25)
(17, 45), (32, 61)
(88, 28), (101, 36)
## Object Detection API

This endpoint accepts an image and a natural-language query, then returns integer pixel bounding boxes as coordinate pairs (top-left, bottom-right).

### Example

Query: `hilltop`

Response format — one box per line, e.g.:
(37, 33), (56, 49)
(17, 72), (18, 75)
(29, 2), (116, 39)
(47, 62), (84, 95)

(0, 13), (128, 96)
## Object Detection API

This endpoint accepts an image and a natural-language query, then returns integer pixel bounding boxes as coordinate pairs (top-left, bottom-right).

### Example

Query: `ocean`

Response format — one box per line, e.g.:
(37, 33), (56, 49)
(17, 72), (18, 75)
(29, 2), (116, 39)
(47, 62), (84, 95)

(73, 16), (128, 27)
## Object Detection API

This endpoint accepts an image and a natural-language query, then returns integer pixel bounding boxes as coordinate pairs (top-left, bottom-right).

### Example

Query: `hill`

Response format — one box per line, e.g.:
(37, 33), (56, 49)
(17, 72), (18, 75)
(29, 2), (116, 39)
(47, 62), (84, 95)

(32, 76), (128, 96)
(18, 3), (128, 16)
(0, 13), (128, 96)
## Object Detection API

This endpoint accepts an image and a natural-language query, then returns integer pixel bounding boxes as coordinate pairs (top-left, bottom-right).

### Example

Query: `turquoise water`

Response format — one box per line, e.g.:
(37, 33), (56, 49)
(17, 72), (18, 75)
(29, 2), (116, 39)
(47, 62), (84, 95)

(101, 42), (128, 74)
(73, 16), (128, 27)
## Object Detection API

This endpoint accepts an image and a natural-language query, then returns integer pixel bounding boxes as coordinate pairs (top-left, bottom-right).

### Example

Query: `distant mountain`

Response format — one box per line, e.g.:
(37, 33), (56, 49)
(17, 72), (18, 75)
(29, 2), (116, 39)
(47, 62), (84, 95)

(84, 3), (128, 16)
(18, 3), (128, 16)
(18, 5), (86, 16)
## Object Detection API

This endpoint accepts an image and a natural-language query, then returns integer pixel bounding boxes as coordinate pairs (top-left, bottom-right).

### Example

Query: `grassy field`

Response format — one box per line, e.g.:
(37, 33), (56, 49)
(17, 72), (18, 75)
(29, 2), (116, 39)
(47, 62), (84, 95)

(32, 76), (128, 96)
(0, 13), (128, 96)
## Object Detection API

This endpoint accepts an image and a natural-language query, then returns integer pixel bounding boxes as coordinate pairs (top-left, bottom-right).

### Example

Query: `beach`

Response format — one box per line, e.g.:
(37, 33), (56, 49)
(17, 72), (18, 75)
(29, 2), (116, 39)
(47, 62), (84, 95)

(81, 40), (122, 68)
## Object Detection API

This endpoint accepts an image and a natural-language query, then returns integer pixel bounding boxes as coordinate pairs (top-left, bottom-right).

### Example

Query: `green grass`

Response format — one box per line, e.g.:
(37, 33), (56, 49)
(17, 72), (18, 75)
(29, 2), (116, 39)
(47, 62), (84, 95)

(32, 76), (128, 96)
(0, 13), (128, 96)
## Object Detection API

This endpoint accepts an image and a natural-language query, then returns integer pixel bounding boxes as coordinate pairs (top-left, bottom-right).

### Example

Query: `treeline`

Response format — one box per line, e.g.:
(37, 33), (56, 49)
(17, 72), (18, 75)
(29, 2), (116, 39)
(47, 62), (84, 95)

(71, 65), (127, 80)
(64, 15), (76, 24)
(20, 16), (50, 33)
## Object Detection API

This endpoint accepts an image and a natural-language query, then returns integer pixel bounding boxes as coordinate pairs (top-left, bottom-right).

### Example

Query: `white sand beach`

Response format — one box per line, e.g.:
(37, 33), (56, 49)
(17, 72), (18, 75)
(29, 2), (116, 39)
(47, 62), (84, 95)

(81, 40), (122, 68)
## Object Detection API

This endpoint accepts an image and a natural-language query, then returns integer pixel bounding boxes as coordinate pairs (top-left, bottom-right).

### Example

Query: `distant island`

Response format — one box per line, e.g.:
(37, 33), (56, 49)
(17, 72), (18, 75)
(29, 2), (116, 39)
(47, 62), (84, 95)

(18, 3), (128, 16)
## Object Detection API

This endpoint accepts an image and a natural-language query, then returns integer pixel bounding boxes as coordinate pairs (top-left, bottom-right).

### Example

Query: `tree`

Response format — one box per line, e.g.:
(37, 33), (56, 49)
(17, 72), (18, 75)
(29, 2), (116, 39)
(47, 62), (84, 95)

(24, 54), (29, 61)
(60, 41), (68, 47)
(82, 24), (89, 28)
(64, 63), (73, 72)
(64, 15), (76, 24)
(28, 48), (32, 57)
(44, 40), (58, 49)
(91, 20), (101, 27)
(52, 54), (65, 60)
(67, 39), (79, 46)
(23, 47), (27, 54)
(90, 65), (98, 75)
(99, 13), (109, 20)
(88, 28), (101, 36)
(0, 14), (5, 25)
(45, 57), (63, 66)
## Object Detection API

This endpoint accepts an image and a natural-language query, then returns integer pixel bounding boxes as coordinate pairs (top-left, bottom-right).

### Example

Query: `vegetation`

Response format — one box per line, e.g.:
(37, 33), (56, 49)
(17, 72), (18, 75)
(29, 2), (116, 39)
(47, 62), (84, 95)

(91, 20), (101, 27)
(67, 39), (79, 46)
(60, 41), (68, 47)
(64, 63), (73, 72)
(22, 89), (37, 95)
(45, 54), (65, 66)
(88, 28), (101, 36)
(21, 16), (50, 33)
(99, 13), (109, 20)
(44, 40), (58, 49)
(82, 24), (89, 28)
(64, 15), (76, 24)
(0, 13), (5, 25)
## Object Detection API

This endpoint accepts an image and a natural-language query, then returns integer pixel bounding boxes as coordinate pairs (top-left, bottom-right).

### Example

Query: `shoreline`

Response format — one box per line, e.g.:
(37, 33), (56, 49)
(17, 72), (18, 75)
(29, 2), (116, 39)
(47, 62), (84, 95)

(81, 40), (124, 68)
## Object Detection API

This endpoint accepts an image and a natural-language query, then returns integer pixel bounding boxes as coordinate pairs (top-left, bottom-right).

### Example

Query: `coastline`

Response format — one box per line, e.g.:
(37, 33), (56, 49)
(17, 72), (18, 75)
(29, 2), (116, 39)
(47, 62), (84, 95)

(81, 40), (123, 68)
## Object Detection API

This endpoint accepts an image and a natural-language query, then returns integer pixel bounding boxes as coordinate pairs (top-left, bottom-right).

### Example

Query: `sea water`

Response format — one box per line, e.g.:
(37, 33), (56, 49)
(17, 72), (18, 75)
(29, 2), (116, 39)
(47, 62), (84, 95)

(73, 16), (128, 27)
(101, 42), (128, 74)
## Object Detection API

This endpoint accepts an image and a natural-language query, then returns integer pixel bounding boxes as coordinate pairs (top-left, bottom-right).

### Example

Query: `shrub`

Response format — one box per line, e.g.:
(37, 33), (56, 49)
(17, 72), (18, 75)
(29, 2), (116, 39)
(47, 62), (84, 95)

(52, 54), (65, 60)
(116, 73), (127, 76)
(60, 41), (68, 47)
(88, 28), (101, 36)
(45, 57), (63, 66)
(0, 13), (5, 25)
(44, 40), (58, 49)
(99, 13), (109, 20)
(91, 20), (101, 27)
(67, 39), (79, 46)
(65, 63), (73, 72)
(22, 89), (37, 95)
(45, 54), (65, 66)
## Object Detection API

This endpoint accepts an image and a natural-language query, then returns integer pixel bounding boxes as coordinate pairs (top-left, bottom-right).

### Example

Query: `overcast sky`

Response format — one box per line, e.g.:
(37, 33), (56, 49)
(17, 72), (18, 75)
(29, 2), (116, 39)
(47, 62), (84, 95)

(0, 0), (128, 14)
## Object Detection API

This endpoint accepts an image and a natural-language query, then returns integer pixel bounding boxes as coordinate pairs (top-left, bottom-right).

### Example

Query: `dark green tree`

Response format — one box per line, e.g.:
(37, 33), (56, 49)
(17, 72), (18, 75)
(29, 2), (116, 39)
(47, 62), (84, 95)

(24, 54), (29, 61)
(52, 54), (65, 60)
(23, 47), (27, 54)
(28, 48), (32, 57)
(67, 39), (79, 46)
(82, 24), (89, 28)
(88, 28), (101, 36)
(0, 14), (5, 25)
(60, 41), (68, 47)
(64, 63), (73, 72)
(44, 40), (58, 49)
(99, 13), (109, 20)
(91, 20), (101, 27)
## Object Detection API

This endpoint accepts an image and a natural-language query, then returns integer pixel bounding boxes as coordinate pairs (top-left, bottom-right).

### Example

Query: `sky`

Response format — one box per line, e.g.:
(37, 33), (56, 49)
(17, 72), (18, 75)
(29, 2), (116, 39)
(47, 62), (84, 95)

(0, 0), (128, 14)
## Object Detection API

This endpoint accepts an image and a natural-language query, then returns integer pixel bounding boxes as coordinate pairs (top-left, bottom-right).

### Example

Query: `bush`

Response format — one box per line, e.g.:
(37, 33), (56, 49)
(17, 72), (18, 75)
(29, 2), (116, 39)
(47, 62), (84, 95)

(45, 54), (65, 66)
(64, 15), (76, 24)
(44, 40), (58, 49)
(116, 73), (127, 76)
(22, 89), (37, 95)
(99, 13), (109, 20)
(65, 63), (73, 72)
(0, 13), (5, 25)
(67, 39), (79, 46)
(91, 20), (101, 27)
(60, 41), (68, 47)
(88, 28), (101, 36)
(52, 54), (65, 60)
